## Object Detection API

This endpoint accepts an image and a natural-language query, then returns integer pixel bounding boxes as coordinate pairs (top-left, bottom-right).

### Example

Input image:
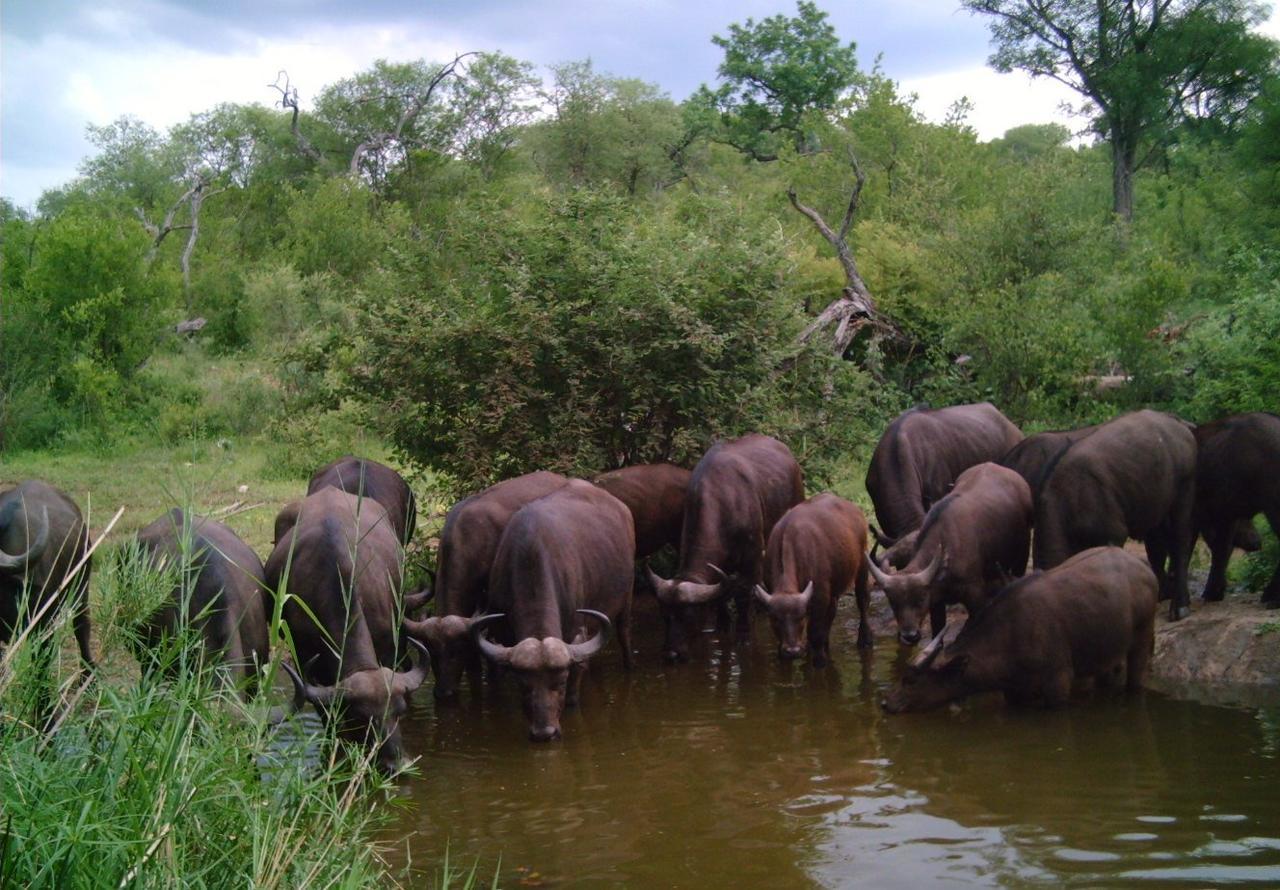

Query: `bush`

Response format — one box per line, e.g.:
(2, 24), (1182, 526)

(349, 188), (864, 491)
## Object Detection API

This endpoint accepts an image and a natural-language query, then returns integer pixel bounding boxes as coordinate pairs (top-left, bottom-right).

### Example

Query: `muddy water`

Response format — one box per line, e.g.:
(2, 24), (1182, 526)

(385, 597), (1280, 888)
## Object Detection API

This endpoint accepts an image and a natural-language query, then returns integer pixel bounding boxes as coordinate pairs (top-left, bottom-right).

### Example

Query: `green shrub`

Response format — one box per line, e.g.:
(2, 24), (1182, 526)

(260, 404), (375, 481)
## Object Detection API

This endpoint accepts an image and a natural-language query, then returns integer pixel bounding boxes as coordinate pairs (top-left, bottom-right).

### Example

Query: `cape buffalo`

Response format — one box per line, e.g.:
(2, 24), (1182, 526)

(647, 434), (804, 662)
(134, 508), (269, 694)
(1194, 412), (1280, 606)
(0, 480), (94, 720)
(275, 456), (417, 546)
(753, 493), (871, 664)
(471, 480), (634, 741)
(401, 471), (568, 700)
(882, 547), (1157, 713)
(592, 464), (691, 559)
(869, 463), (1032, 646)
(1033, 410), (1197, 620)
(866, 402), (1023, 565)
(266, 488), (427, 772)
(998, 425), (1097, 500)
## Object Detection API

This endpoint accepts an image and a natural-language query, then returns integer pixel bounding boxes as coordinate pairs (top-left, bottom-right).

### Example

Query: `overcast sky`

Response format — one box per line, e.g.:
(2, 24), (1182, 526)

(3, 1), (1278, 209)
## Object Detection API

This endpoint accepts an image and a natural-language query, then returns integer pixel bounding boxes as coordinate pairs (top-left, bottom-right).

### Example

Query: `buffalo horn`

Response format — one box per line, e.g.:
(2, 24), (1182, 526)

(920, 545), (946, 586)
(677, 580), (722, 605)
(402, 587), (435, 613)
(0, 505), (50, 573)
(567, 609), (611, 663)
(706, 563), (731, 583)
(646, 566), (672, 600)
(913, 631), (946, 668)
(471, 613), (512, 665)
(797, 580), (815, 607)
(752, 584), (773, 607)
(866, 554), (892, 588)
(393, 637), (431, 694)
(280, 655), (334, 709)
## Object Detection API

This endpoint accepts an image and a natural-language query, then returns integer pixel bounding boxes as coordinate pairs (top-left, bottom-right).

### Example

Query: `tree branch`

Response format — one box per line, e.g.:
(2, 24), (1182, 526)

(269, 71), (322, 163)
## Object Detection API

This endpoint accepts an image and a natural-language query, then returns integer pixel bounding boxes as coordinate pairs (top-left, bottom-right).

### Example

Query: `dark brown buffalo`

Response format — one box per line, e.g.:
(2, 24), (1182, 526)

(647, 434), (804, 662)
(592, 464), (691, 559)
(998, 425), (1097, 500)
(274, 456), (417, 547)
(1194, 412), (1280, 606)
(869, 463), (1033, 646)
(401, 471), (568, 700)
(1033, 410), (1197, 620)
(866, 403), (1023, 566)
(266, 488), (427, 771)
(134, 509), (269, 693)
(883, 547), (1157, 713)
(753, 493), (871, 664)
(471, 480), (634, 742)
(0, 480), (94, 668)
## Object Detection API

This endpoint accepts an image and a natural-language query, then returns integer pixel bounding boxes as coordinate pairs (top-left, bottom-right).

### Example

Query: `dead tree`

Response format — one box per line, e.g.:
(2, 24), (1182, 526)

(787, 150), (901, 366)
(269, 71), (323, 163)
(134, 174), (225, 313)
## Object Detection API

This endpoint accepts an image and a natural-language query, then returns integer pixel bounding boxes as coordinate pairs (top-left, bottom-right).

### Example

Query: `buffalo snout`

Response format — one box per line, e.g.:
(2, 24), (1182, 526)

(779, 644), (804, 661)
(529, 723), (561, 743)
(899, 629), (921, 646)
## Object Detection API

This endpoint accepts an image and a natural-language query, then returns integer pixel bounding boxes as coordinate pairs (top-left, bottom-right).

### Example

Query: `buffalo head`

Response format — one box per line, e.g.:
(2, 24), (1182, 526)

(753, 581), (814, 661)
(282, 638), (429, 773)
(471, 610), (610, 742)
(867, 545), (947, 645)
(648, 564), (727, 663)
(0, 504), (49, 574)
(881, 633), (971, 713)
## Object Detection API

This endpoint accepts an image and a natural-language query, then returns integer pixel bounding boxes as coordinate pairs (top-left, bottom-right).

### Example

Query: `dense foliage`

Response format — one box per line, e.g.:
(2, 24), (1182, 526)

(2, 1), (1277, 491)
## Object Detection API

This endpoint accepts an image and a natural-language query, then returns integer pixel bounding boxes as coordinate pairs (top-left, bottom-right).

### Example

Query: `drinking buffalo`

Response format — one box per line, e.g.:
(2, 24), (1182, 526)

(866, 403), (1023, 566)
(133, 508), (269, 693)
(266, 488), (428, 772)
(647, 434), (804, 662)
(471, 480), (634, 741)
(0, 481), (94, 719)
(276, 456), (417, 546)
(592, 464), (691, 559)
(882, 547), (1157, 713)
(869, 463), (1032, 646)
(1033, 410), (1197, 620)
(753, 494), (871, 664)
(1194, 412), (1280, 606)
(401, 471), (568, 700)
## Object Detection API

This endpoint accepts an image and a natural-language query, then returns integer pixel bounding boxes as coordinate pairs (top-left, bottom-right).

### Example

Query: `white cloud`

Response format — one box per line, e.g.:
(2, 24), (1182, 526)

(901, 65), (1087, 141)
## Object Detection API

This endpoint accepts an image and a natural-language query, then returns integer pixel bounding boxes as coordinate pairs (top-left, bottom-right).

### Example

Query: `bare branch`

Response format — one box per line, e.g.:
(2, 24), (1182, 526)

(269, 70), (322, 163)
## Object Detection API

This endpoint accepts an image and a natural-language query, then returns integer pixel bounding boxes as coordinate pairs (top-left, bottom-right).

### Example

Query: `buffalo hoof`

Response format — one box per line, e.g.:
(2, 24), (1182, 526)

(1169, 603), (1191, 621)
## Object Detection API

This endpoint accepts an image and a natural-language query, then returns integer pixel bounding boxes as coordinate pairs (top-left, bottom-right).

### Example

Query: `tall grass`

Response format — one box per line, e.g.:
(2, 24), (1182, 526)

(0, 506), (403, 888)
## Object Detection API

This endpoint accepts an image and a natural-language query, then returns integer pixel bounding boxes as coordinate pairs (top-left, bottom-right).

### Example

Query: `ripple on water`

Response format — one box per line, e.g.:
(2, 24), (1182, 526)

(1200, 813), (1250, 823)
(1136, 815), (1178, 824)
(1113, 833), (1160, 842)
(1053, 848), (1123, 863)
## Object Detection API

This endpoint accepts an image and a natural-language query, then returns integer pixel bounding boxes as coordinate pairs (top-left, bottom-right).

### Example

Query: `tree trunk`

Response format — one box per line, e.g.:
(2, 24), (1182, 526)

(1111, 131), (1137, 224)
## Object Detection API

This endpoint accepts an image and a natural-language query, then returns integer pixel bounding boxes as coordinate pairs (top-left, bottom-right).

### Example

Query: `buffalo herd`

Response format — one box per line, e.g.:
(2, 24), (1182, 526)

(1, 409), (1277, 766)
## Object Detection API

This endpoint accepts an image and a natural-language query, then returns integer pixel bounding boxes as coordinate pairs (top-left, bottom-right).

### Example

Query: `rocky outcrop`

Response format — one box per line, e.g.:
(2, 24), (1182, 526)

(1148, 597), (1280, 707)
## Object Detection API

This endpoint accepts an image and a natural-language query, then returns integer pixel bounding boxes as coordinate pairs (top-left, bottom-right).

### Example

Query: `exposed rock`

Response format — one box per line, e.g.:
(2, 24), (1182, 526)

(1148, 596), (1280, 707)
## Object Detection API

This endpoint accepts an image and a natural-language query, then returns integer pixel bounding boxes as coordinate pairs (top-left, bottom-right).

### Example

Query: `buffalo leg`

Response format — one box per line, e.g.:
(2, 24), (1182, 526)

(1145, 537), (1170, 601)
(929, 600), (947, 641)
(1042, 669), (1073, 708)
(1200, 523), (1234, 603)
(734, 573), (754, 641)
(854, 563), (873, 649)
(1263, 510), (1280, 607)
(1168, 491), (1195, 621)
(619, 594), (635, 671)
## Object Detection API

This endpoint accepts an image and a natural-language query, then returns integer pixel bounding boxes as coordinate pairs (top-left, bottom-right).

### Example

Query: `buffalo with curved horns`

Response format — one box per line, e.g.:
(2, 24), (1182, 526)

(754, 493), (872, 664)
(472, 480), (634, 742)
(648, 434), (804, 663)
(401, 471), (568, 700)
(0, 480), (94, 672)
(134, 508), (269, 694)
(266, 488), (427, 771)
(866, 403), (1023, 568)
(882, 547), (1157, 713)
(869, 463), (1032, 646)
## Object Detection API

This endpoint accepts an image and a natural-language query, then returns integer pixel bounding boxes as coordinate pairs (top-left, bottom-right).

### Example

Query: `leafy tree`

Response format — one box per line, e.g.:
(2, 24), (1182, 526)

(962, 0), (1278, 222)
(697, 0), (861, 160)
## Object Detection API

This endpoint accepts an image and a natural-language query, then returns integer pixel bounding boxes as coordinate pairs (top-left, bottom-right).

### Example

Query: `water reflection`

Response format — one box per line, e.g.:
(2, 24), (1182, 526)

(376, 597), (1280, 888)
